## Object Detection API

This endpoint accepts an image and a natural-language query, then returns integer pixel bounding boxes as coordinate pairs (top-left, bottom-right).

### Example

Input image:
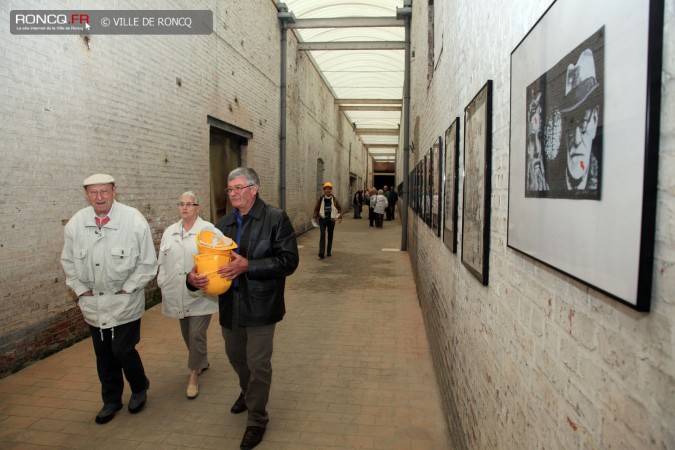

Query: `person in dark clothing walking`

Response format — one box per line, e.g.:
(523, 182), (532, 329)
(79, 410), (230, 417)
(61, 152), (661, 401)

(313, 182), (343, 259)
(352, 190), (363, 219)
(188, 167), (299, 450)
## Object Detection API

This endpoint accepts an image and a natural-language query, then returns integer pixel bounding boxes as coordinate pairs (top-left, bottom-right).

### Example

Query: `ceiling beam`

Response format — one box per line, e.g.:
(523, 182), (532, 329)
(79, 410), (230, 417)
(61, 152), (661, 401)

(340, 105), (401, 111)
(365, 144), (398, 148)
(335, 98), (401, 105)
(298, 41), (405, 51)
(356, 128), (399, 136)
(287, 17), (403, 29)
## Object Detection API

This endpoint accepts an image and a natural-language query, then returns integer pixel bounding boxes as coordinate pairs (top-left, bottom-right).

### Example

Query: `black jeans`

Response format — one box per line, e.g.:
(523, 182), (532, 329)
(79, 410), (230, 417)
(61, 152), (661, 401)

(89, 319), (147, 405)
(318, 218), (335, 256)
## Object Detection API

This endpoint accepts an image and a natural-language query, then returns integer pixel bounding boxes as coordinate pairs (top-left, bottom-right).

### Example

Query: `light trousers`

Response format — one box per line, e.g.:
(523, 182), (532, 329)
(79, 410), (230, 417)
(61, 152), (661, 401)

(179, 314), (212, 371)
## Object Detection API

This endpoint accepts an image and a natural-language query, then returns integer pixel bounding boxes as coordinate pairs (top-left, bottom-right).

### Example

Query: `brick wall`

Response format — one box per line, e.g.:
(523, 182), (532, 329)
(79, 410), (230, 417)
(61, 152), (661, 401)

(0, 0), (368, 376)
(405, 0), (675, 448)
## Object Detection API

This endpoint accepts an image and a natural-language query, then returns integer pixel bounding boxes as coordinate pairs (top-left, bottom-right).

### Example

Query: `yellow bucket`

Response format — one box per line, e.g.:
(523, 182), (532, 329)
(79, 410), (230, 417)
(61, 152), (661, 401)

(194, 230), (238, 295)
(196, 230), (237, 255)
(193, 253), (233, 295)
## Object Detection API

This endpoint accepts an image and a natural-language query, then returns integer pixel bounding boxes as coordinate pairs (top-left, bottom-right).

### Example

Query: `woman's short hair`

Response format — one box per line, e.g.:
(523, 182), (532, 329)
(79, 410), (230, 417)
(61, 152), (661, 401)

(179, 191), (200, 205)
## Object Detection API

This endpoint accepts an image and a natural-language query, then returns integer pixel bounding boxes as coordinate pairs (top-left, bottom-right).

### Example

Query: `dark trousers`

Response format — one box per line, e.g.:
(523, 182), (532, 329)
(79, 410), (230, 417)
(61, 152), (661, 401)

(353, 204), (362, 218)
(376, 213), (384, 228)
(222, 319), (276, 428)
(369, 207), (375, 226)
(89, 319), (147, 405)
(318, 218), (335, 256)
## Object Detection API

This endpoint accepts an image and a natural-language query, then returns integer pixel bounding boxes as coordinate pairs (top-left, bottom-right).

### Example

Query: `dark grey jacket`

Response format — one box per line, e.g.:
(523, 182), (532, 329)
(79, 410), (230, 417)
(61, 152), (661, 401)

(215, 196), (299, 328)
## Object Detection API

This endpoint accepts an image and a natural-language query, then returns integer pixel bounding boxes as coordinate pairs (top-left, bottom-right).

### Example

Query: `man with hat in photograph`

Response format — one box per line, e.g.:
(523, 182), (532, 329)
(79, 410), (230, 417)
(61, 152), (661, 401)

(312, 181), (343, 259)
(61, 174), (158, 424)
(559, 47), (603, 194)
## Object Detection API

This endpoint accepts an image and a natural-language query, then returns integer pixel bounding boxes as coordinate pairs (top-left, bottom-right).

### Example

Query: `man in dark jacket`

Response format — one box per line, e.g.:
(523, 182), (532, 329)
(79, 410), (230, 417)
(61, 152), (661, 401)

(188, 167), (299, 450)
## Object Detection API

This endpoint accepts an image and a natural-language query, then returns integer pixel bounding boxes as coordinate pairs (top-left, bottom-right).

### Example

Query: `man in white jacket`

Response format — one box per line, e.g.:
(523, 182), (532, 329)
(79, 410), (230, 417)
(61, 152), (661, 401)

(61, 174), (158, 424)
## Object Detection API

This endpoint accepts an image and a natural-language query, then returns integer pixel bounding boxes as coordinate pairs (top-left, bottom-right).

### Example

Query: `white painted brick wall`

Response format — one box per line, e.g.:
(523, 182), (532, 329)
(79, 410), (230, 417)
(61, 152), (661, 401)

(406, 0), (675, 448)
(0, 0), (368, 372)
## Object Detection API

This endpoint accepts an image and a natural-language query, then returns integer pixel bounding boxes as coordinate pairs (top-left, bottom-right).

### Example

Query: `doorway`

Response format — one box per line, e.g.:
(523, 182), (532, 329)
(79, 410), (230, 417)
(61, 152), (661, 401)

(208, 117), (252, 223)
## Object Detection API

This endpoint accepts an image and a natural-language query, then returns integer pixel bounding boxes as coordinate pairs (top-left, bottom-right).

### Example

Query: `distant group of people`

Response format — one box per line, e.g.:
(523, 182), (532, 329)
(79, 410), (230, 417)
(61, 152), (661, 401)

(362, 185), (398, 228)
(61, 168), (298, 450)
(311, 183), (399, 259)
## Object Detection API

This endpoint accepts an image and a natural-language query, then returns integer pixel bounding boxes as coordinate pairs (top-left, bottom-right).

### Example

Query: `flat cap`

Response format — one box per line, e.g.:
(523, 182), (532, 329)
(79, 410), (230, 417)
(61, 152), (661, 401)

(83, 173), (115, 186)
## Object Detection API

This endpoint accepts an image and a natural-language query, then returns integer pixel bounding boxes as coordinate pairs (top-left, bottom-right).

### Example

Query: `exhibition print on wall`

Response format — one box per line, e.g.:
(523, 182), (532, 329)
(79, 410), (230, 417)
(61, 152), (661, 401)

(508, 0), (664, 311)
(432, 136), (443, 237)
(462, 81), (492, 286)
(524, 28), (604, 200)
(443, 118), (460, 253)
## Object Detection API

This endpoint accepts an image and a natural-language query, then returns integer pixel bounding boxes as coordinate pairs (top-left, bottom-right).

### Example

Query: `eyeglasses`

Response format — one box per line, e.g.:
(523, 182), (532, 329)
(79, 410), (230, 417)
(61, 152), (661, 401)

(565, 110), (592, 136)
(226, 184), (254, 195)
(177, 202), (199, 207)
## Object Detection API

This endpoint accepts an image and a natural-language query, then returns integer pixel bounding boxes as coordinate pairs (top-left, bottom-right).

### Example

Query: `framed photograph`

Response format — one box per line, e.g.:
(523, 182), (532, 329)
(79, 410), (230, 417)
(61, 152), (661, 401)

(408, 168), (414, 213)
(425, 149), (433, 227)
(443, 118), (460, 253)
(415, 162), (422, 216)
(432, 136), (443, 236)
(413, 162), (420, 215)
(507, 0), (664, 311)
(462, 80), (493, 285)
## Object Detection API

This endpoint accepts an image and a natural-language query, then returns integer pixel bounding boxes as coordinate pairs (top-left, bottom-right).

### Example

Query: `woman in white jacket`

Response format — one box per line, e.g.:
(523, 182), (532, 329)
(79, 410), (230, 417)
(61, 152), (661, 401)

(373, 189), (388, 228)
(157, 191), (221, 399)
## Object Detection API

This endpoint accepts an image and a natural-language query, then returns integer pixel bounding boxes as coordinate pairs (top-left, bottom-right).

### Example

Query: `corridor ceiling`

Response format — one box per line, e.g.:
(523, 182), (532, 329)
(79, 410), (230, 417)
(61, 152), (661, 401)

(280, 0), (405, 163)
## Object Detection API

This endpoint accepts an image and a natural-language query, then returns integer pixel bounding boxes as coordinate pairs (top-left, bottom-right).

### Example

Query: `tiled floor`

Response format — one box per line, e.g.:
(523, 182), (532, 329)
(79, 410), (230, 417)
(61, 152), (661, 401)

(0, 211), (451, 449)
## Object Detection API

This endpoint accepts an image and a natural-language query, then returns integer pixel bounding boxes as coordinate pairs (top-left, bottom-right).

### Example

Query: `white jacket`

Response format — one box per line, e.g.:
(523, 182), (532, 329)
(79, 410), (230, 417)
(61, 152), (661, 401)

(157, 217), (220, 319)
(373, 194), (388, 214)
(61, 201), (158, 329)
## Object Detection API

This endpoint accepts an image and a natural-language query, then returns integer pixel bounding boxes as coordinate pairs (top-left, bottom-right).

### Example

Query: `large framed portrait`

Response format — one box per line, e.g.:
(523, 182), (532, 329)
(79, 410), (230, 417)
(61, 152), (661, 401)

(507, 0), (664, 311)
(443, 118), (460, 253)
(462, 81), (493, 285)
(432, 136), (443, 236)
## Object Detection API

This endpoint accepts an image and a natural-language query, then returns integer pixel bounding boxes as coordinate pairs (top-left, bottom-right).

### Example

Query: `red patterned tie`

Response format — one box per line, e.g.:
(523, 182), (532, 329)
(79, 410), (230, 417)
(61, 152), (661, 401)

(95, 216), (110, 228)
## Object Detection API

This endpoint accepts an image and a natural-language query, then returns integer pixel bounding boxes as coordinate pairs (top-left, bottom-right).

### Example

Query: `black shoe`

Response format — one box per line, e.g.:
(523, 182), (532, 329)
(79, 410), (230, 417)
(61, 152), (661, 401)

(327, 253), (331, 257)
(231, 392), (247, 414)
(240, 426), (266, 449)
(128, 379), (149, 413)
(95, 403), (122, 424)
(318, 254), (324, 259)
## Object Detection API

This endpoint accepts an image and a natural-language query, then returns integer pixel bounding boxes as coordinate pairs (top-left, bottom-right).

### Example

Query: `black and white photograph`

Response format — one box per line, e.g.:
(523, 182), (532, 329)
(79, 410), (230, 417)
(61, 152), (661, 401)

(525, 28), (604, 200)
(432, 136), (443, 237)
(508, 0), (664, 310)
(443, 118), (460, 253)
(462, 81), (492, 285)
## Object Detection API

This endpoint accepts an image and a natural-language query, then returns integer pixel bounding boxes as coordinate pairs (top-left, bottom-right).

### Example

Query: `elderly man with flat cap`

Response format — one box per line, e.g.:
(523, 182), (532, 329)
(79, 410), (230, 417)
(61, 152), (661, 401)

(61, 174), (158, 424)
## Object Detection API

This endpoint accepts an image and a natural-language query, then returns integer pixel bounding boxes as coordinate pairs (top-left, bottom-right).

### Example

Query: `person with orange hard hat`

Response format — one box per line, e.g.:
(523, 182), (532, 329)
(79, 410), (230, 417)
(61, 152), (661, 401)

(312, 181), (343, 259)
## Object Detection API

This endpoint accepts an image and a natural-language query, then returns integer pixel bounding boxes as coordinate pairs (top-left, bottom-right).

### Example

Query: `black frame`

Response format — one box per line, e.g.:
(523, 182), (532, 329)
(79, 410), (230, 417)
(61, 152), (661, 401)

(443, 118), (460, 253)
(506, 0), (664, 311)
(462, 80), (493, 285)
(432, 136), (443, 236)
